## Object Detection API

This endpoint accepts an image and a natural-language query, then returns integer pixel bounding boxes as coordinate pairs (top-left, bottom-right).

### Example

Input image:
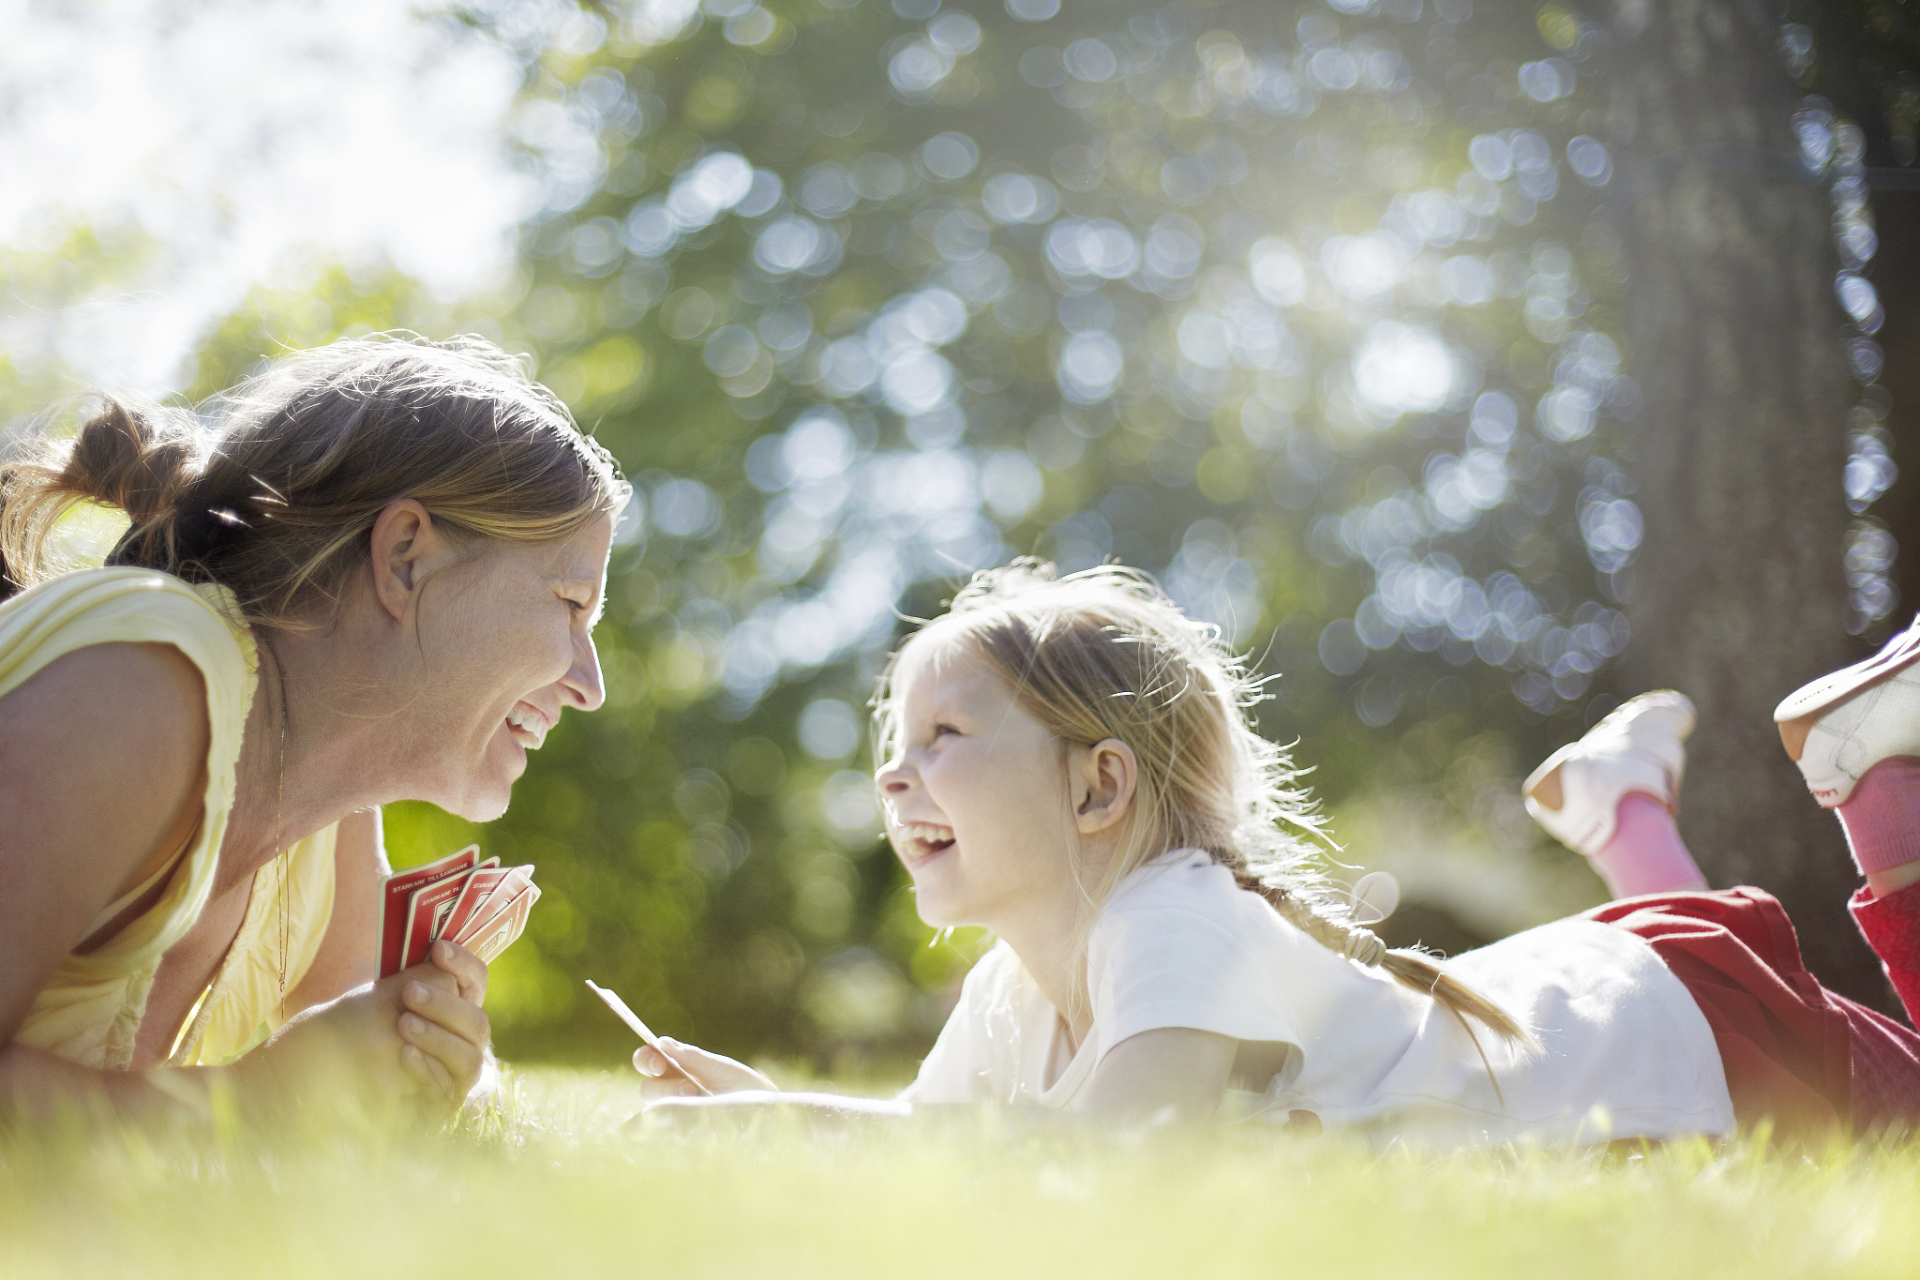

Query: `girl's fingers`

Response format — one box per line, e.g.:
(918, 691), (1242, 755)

(634, 1075), (704, 1102)
(401, 980), (491, 1048)
(429, 940), (488, 1005)
(654, 1038), (777, 1093)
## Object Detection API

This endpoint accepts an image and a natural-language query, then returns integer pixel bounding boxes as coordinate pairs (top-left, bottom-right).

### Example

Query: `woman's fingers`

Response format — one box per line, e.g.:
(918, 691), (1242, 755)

(398, 1011), (483, 1099)
(428, 939), (488, 1005)
(401, 978), (490, 1048)
(399, 1041), (455, 1103)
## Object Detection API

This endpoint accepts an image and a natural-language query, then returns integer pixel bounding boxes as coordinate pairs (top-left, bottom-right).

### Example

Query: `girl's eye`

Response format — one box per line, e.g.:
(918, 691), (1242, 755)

(931, 722), (959, 738)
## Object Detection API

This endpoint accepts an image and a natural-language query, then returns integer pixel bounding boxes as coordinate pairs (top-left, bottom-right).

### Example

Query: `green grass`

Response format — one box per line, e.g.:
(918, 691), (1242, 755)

(4, 1067), (1917, 1279)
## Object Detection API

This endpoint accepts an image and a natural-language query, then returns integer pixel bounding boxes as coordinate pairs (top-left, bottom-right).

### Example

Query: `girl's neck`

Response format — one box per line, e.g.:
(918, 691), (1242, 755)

(990, 861), (1123, 1048)
(999, 914), (1092, 1046)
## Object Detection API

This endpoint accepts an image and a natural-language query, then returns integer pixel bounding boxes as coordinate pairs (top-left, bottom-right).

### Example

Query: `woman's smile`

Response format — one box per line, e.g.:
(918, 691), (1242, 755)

(505, 702), (553, 750)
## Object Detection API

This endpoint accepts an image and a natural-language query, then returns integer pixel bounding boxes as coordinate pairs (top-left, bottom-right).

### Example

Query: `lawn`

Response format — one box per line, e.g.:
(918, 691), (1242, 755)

(2, 1066), (1914, 1280)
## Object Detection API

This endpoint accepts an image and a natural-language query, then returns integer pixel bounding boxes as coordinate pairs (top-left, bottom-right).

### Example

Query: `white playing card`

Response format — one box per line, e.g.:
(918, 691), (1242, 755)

(585, 979), (713, 1097)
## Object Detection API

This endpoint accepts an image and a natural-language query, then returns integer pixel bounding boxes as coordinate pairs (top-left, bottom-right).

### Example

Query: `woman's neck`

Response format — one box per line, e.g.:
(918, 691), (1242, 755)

(217, 614), (400, 891)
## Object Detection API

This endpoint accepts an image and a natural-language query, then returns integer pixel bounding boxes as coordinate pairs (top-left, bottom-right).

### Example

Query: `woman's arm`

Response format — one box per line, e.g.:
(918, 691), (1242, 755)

(0, 647), (488, 1118)
(0, 644), (209, 1048)
(285, 807), (388, 1013)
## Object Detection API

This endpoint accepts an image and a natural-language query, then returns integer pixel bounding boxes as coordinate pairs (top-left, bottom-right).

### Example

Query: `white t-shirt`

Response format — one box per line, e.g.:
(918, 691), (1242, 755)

(900, 850), (1735, 1148)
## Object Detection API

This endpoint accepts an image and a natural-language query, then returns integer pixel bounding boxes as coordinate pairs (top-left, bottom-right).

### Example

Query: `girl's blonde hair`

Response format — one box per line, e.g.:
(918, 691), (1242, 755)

(874, 558), (1533, 1049)
(0, 333), (629, 626)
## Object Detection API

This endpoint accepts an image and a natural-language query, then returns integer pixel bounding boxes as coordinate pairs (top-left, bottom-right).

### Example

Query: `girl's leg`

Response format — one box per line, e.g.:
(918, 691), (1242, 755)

(1595, 794), (1710, 899)
(1777, 616), (1920, 1022)
(1834, 759), (1920, 897)
(1833, 761), (1920, 1019)
(1524, 691), (1709, 898)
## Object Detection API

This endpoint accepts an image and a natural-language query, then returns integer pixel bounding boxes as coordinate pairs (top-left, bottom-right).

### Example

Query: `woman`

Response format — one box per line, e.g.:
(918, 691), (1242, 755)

(0, 334), (627, 1119)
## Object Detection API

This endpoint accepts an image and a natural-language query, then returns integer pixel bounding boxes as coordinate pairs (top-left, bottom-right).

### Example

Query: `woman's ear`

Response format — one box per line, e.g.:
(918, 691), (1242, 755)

(368, 498), (461, 622)
(1073, 738), (1138, 835)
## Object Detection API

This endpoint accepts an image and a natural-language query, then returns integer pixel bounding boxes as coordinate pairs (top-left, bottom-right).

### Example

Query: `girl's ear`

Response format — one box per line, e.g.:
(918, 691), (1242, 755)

(1073, 738), (1138, 835)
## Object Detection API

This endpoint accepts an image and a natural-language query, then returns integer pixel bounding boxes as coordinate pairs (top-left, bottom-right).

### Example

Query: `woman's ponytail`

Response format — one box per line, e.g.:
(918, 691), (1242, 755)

(0, 399), (203, 598)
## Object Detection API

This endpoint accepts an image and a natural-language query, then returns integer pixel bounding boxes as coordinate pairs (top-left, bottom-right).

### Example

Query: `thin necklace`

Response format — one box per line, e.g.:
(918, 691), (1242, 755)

(261, 634), (290, 1012)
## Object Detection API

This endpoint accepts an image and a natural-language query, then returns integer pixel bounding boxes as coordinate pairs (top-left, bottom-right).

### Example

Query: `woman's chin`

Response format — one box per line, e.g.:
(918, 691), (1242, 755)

(436, 756), (522, 822)
(438, 785), (512, 824)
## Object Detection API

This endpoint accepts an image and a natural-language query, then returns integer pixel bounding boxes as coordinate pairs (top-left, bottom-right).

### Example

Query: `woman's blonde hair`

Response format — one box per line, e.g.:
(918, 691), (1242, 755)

(0, 333), (629, 626)
(874, 558), (1534, 1050)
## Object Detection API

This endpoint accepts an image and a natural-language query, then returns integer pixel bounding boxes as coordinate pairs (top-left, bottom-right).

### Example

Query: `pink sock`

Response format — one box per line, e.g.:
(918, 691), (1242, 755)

(1590, 793), (1710, 899)
(1836, 758), (1920, 876)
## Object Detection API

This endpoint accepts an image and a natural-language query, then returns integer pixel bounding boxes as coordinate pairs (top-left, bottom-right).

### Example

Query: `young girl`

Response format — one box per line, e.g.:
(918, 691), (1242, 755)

(635, 561), (1920, 1146)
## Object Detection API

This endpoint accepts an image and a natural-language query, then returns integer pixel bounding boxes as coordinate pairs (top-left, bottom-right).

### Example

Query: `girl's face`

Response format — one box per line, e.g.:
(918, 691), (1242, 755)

(407, 513), (614, 820)
(874, 642), (1082, 933)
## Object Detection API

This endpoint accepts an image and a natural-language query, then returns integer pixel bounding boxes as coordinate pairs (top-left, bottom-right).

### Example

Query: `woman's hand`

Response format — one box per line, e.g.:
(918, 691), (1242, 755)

(631, 1039), (775, 1100)
(245, 939), (491, 1112)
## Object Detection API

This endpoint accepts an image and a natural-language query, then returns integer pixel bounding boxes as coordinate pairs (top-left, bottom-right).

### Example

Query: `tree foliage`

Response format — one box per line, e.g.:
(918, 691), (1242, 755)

(33, 0), (1920, 1064)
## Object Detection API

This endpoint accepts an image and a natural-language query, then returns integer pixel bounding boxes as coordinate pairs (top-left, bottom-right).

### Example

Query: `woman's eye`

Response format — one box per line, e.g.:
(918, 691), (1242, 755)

(931, 722), (959, 738)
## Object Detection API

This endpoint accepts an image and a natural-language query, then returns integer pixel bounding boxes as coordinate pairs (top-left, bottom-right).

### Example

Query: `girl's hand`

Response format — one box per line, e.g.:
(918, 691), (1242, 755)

(245, 939), (491, 1112)
(637, 1090), (911, 1131)
(631, 1038), (775, 1100)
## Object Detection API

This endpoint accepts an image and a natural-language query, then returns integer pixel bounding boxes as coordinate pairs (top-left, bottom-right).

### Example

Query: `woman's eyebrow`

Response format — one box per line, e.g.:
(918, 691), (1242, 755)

(563, 574), (608, 627)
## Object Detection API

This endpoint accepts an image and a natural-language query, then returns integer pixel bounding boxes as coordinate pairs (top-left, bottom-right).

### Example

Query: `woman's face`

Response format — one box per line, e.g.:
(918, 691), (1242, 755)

(410, 513), (615, 820)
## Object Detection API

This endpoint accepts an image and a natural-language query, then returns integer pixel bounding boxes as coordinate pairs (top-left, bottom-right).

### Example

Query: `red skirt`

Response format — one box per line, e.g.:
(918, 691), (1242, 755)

(1583, 887), (1920, 1135)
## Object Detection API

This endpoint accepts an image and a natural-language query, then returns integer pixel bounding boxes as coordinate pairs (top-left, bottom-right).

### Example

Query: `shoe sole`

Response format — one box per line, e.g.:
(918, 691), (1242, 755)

(1773, 614), (1920, 762)
(1521, 690), (1695, 815)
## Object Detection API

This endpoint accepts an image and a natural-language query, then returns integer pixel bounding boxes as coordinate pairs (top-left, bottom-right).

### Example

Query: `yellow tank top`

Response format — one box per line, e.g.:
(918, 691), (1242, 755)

(0, 568), (335, 1070)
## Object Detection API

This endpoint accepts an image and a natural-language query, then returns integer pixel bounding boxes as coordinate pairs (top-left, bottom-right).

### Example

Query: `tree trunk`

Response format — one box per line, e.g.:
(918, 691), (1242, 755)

(1609, 0), (1887, 1005)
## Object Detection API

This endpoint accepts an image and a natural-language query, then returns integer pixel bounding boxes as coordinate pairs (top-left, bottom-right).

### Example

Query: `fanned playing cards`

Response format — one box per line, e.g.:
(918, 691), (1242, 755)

(379, 844), (540, 978)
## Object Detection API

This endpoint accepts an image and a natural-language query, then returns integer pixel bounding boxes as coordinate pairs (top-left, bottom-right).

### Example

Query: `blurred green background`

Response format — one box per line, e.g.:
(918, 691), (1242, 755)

(6, 0), (1920, 1071)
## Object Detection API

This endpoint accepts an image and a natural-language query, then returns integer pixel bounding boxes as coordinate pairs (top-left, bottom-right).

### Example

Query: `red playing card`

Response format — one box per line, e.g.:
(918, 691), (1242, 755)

(447, 865), (534, 949)
(465, 884), (539, 964)
(439, 863), (510, 944)
(380, 845), (479, 978)
(401, 872), (474, 971)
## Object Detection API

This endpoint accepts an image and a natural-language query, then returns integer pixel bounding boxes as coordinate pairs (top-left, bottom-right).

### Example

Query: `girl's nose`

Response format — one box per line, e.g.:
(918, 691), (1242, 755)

(874, 756), (913, 794)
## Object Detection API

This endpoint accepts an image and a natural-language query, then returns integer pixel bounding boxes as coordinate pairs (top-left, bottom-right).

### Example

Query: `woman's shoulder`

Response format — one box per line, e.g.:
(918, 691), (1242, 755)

(2, 566), (241, 635)
(1, 567), (253, 705)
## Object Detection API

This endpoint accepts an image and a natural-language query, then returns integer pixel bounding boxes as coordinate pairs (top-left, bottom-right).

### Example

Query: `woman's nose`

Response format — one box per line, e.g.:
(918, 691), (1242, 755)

(564, 632), (606, 712)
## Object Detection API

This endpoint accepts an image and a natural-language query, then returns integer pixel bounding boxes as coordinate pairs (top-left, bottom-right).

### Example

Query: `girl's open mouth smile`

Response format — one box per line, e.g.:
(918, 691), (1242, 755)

(894, 822), (956, 864)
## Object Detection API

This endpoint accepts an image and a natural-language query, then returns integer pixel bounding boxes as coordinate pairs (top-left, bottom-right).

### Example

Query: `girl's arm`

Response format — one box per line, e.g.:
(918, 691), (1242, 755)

(1070, 1027), (1236, 1125)
(635, 1028), (1238, 1128)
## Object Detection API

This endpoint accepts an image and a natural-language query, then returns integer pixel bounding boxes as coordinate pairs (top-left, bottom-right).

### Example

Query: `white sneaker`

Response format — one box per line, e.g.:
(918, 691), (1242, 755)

(1774, 615), (1920, 807)
(1523, 691), (1696, 856)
